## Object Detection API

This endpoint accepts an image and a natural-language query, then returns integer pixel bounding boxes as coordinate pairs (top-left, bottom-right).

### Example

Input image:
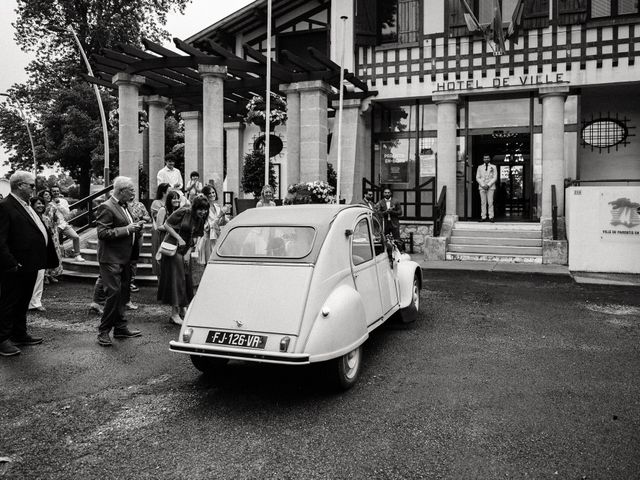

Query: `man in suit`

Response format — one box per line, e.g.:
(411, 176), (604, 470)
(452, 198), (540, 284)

(476, 154), (498, 222)
(360, 189), (376, 210)
(0, 171), (59, 357)
(95, 176), (144, 347)
(375, 187), (402, 240)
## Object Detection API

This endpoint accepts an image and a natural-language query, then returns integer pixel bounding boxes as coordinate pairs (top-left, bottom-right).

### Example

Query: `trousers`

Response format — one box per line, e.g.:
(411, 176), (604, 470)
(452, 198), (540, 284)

(479, 188), (495, 220)
(0, 269), (38, 342)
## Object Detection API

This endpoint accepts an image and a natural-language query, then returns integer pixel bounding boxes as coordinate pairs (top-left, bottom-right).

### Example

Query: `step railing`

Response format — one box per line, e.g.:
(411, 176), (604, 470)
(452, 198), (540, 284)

(433, 186), (447, 237)
(65, 185), (115, 235)
(551, 185), (558, 240)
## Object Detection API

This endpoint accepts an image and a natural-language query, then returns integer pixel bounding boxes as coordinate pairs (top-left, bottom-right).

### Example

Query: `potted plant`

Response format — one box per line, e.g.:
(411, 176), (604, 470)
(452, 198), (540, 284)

(286, 181), (335, 205)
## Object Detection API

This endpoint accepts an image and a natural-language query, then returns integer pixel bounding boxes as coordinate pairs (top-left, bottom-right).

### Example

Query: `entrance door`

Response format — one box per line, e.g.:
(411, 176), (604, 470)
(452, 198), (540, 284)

(470, 133), (532, 221)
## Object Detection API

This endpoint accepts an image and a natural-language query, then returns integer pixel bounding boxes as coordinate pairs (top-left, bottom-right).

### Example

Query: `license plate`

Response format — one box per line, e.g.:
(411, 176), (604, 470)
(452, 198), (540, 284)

(205, 330), (267, 349)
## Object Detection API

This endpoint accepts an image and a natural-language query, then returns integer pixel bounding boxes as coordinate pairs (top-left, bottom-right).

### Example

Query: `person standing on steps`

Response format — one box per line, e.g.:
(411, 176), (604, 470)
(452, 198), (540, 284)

(476, 154), (498, 222)
(94, 176), (144, 347)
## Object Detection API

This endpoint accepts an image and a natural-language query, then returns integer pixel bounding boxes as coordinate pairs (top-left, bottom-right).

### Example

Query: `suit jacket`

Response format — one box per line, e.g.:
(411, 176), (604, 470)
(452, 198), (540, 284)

(359, 198), (376, 210)
(476, 163), (498, 190)
(375, 198), (402, 229)
(96, 196), (136, 265)
(0, 195), (59, 272)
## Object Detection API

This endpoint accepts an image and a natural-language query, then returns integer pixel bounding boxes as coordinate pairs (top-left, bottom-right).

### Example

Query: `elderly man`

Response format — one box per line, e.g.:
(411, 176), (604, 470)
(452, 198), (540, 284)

(0, 171), (59, 357)
(95, 176), (144, 346)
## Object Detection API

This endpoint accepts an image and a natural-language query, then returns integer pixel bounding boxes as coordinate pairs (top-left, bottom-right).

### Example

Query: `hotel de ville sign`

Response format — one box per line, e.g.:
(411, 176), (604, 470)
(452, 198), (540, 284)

(434, 73), (567, 93)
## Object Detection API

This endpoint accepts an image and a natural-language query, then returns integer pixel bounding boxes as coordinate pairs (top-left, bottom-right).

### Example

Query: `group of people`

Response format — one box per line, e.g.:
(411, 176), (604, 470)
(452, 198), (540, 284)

(360, 187), (403, 240)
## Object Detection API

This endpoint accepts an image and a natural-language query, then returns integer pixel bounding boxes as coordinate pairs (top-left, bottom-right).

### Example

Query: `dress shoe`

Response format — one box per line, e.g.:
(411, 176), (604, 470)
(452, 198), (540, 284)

(170, 315), (183, 326)
(490, 218), (495, 223)
(97, 331), (113, 346)
(125, 302), (138, 310)
(29, 306), (46, 312)
(50, 277), (59, 283)
(11, 335), (43, 346)
(0, 340), (21, 357)
(113, 328), (142, 339)
(89, 303), (104, 315)
(129, 284), (140, 293)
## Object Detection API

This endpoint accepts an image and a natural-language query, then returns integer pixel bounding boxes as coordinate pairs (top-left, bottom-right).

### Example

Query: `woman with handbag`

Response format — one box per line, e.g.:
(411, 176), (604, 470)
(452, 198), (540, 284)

(150, 183), (171, 275)
(196, 185), (230, 264)
(157, 195), (210, 325)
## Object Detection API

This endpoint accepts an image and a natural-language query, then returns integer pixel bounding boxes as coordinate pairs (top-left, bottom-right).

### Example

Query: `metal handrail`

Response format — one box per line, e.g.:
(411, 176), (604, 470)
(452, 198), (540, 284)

(568, 179), (640, 185)
(64, 184), (115, 235)
(433, 186), (447, 237)
(361, 177), (436, 220)
(551, 185), (558, 241)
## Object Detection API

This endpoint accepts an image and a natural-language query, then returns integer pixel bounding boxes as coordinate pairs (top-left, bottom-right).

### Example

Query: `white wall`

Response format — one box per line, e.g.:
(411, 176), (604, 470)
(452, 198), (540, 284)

(424, 0), (444, 35)
(579, 86), (640, 181)
(566, 186), (640, 273)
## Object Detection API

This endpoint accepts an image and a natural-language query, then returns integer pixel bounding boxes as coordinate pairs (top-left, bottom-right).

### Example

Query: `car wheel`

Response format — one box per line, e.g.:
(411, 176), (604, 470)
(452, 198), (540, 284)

(190, 355), (228, 375)
(332, 346), (362, 390)
(398, 273), (420, 324)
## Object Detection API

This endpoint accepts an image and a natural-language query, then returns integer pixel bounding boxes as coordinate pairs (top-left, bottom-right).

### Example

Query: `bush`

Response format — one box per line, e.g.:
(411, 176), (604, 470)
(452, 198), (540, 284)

(241, 150), (277, 198)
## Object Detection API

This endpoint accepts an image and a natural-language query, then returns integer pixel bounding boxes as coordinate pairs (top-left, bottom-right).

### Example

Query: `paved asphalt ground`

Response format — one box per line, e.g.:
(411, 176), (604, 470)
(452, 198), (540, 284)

(1, 270), (639, 479)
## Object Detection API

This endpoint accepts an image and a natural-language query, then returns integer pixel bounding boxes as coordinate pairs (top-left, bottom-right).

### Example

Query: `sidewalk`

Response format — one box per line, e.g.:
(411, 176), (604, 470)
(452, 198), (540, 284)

(411, 256), (640, 286)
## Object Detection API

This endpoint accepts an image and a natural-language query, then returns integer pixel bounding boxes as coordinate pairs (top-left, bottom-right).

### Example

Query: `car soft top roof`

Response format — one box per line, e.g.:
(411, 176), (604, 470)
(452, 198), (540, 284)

(211, 204), (371, 263)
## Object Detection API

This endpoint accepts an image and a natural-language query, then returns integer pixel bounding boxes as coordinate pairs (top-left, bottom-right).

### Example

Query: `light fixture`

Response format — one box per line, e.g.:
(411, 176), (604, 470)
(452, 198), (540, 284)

(492, 129), (517, 139)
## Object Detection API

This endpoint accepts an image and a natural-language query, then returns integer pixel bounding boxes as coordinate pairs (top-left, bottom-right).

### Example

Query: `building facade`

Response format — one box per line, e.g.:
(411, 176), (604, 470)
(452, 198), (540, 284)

(184, 0), (639, 229)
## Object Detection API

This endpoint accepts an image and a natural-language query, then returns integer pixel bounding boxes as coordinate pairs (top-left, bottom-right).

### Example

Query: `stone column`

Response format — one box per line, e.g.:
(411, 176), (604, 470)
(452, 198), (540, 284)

(224, 121), (245, 201)
(280, 83), (301, 187)
(540, 85), (569, 218)
(181, 111), (204, 185)
(113, 73), (145, 195)
(147, 95), (170, 197)
(298, 80), (331, 183)
(328, 98), (362, 203)
(200, 65), (227, 192)
(433, 93), (459, 216)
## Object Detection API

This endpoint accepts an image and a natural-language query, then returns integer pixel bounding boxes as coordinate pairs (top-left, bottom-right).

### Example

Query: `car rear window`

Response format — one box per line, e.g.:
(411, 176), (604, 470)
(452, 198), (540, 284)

(217, 226), (316, 258)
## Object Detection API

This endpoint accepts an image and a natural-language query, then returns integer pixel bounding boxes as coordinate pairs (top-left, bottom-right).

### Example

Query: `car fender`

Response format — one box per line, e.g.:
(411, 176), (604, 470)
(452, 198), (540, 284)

(396, 260), (422, 309)
(302, 284), (368, 363)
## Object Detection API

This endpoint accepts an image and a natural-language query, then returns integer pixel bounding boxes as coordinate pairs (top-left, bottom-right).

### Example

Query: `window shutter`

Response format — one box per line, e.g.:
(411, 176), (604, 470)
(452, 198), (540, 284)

(448, 0), (469, 37)
(557, 0), (588, 25)
(522, 0), (550, 29)
(398, 0), (420, 43)
(355, 0), (379, 46)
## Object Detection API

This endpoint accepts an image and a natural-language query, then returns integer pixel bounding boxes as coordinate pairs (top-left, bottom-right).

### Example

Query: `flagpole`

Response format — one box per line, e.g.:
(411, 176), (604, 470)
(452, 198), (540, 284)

(264, 0), (272, 187)
(336, 15), (348, 203)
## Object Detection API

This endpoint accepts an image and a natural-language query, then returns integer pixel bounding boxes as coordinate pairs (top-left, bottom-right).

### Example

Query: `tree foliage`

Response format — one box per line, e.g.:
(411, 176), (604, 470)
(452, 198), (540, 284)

(0, 0), (190, 194)
(241, 150), (276, 199)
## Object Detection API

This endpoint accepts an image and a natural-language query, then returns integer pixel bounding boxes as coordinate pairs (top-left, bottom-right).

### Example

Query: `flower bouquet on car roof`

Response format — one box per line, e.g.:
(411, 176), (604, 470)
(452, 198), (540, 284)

(286, 181), (335, 205)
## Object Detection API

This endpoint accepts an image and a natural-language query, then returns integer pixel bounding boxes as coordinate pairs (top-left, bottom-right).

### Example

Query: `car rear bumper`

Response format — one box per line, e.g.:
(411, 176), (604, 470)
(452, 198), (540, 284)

(169, 341), (311, 365)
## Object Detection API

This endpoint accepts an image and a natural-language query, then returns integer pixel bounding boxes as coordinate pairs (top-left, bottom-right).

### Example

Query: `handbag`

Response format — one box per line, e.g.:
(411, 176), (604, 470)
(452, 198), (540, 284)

(158, 236), (178, 257)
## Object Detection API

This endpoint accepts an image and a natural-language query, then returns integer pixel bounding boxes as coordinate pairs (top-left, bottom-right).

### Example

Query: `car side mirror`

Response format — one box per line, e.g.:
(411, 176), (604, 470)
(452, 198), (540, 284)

(345, 229), (353, 237)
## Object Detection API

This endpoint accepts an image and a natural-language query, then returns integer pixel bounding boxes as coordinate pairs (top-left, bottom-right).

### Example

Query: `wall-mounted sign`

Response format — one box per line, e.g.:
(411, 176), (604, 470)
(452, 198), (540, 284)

(600, 195), (640, 240)
(434, 73), (566, 93)
(380, 141), (408, 183)
(420, 153), (436, 177)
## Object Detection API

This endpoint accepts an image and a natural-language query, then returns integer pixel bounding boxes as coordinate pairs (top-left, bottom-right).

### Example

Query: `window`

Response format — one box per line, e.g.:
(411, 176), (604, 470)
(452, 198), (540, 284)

(352, 219), (374, 266)
(448, 0), (550, 36)
(355, 0), (420, 45)
(218, 226), (316, 258)
(557, 0), (639, 24)
(581, 118), (629, 151)
(590, 0), (639, 17)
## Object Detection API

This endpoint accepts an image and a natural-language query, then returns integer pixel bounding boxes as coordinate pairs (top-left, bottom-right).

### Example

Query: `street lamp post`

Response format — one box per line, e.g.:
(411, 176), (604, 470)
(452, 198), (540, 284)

(0, 93), (37, 177)
(66, 26), (110, 186)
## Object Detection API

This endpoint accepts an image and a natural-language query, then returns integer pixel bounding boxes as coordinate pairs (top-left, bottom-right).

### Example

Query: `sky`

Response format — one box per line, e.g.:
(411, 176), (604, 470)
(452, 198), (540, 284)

(0, 0), (255, 176)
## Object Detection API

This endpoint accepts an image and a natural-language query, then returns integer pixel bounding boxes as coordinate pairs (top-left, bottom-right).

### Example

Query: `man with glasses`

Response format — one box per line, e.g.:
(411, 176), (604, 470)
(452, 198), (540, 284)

(0, 171), (59, 357)
(51, 185), (85, 262)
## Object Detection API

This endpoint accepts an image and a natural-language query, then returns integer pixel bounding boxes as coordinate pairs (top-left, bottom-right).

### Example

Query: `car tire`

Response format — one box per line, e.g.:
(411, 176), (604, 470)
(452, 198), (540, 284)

(331, 345), (362, 390)
(190, 355), (229, 375)
(397, 273), (420, 324)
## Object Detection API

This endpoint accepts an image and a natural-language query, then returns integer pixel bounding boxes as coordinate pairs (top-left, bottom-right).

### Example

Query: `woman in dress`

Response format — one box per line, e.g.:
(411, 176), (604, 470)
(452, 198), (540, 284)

(150, 183), (170, 275)
(256, 184), (276, 207)
(39, 189), (63, 284)
(28, 196), (53, 311)
(157, 195), (210, 325)
(197, 185), (230, 264)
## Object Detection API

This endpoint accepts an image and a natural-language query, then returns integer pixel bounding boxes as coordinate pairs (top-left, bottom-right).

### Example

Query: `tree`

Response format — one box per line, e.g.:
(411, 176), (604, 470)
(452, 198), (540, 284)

(0, 0), (190, 197)
(241, 151), (276, 198)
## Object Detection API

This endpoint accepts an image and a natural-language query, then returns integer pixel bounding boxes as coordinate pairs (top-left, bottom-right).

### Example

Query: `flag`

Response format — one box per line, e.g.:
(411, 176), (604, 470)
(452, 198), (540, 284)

(491, 0), (506, 55)
(460, 0), (482, 32)
(507, 0), (525, 43)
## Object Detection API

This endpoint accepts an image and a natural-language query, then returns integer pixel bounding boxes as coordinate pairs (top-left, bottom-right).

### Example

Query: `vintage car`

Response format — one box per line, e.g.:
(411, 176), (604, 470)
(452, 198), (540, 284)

(169, 204), (422, 389)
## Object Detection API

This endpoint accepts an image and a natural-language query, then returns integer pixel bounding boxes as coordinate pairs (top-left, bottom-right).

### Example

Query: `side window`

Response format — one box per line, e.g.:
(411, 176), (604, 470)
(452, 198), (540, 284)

(372, 216), (385, 256)
(351, 218), (374, 266)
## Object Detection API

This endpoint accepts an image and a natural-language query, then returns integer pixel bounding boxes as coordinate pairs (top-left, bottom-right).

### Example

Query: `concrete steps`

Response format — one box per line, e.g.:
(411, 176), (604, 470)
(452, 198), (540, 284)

(446, 221), (543, 264)
(62, 225), (158, 284)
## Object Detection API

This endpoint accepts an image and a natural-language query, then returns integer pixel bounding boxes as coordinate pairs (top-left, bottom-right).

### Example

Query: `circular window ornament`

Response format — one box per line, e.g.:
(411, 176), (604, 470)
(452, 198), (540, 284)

(582, 119), (627, 148)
